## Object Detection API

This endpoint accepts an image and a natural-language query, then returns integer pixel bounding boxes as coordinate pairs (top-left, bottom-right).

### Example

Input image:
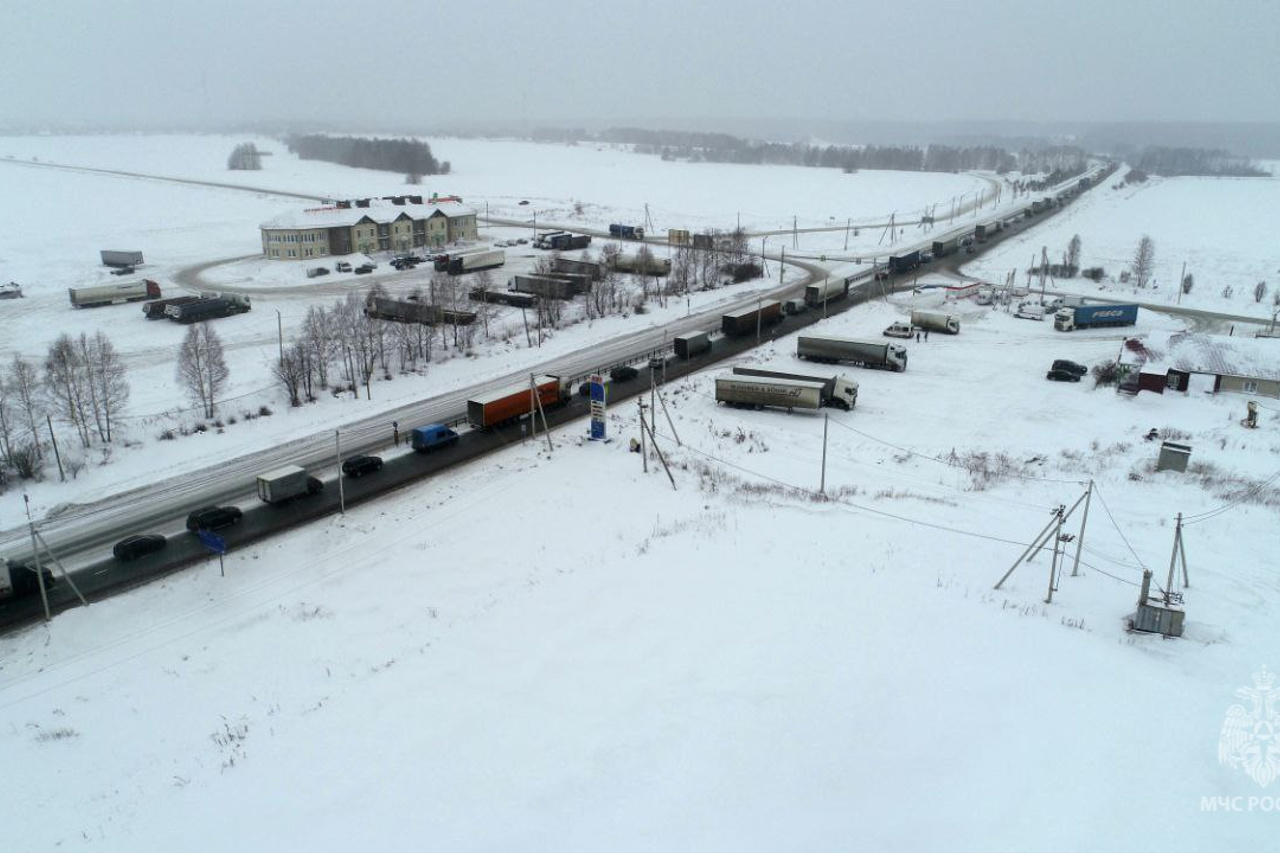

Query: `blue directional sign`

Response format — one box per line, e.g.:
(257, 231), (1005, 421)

(196, 530), (227, 555)
(589, 374), (607, 441)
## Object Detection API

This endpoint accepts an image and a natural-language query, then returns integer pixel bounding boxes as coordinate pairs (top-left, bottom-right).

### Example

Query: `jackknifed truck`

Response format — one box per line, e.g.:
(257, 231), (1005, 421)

(732, 366), (858, 410)
(715, 374), (825, 413)
(1054, 303), (1139, 332)
(910, 309), (960, 334)
(797, 335), (908, 372)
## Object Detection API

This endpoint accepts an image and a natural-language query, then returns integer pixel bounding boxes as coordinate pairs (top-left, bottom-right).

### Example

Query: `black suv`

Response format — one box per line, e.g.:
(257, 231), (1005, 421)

(113, 534), (167, 562)
(609, 365), (639, 382)
(1046, 368), (1082, 382)
(354, 264), (375, 275)
(1051, 359), (1088, 377)
(186, 506), (244, 532)
(342, 454), (384, 478)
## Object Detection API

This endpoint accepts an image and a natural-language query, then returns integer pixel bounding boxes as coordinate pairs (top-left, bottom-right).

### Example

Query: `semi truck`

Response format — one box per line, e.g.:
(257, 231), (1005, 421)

(715, 374), (825, 413)
(552, 257), (603, 280)
(143, 295), (199, 319)
(256, 464), (324, 505)
(469, 287), (536, 308)
(910, 309), (960, 335)
(609, 224), (645, 240)
(467, 374), (570, 430)
(511, 275), (576, 300)
(100, 249), (144, 268)
(975, 222), (1001, 242)
(69, 279), (161, 308)
(365, 297), (476, 326)
(732, 366), (858, 411)
(674, 331), (711, 359)
(165, 293), (251, 323)
(888, 250), (921, 275)
(532, 231), (569, 249)
(612, 254), (671, 276)
(544, 233), (591, 251)
(1, 556), (54, 601)
(721, 301), (783, 337)
(797, 335), (908, 372)
(932, 237), (958, 258)
(1054, 303), (1139, 332)
(448, 249), (505, 275)
(804, 277), (850, 308)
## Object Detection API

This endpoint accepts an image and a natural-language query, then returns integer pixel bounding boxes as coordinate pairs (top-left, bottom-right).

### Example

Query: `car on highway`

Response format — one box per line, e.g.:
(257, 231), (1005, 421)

(342, 454), (384, 478)
(186, 505), (244, 532)
(112, 534), (167, 562)
(1051, 359), (1088, 377)
(1046, 368), (1082, 382)
(609, 365), (639, 382)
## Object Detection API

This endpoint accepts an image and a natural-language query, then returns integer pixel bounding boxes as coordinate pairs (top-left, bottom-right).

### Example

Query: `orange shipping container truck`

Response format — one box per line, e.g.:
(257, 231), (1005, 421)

(467, 375), (568, 429)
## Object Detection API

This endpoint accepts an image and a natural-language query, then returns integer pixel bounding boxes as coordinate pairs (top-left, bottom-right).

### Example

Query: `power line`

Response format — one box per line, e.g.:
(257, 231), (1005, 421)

(1090, 483), (1147, 572)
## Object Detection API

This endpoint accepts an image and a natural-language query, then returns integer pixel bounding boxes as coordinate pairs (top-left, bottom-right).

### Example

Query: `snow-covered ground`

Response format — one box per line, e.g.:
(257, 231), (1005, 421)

(963, 167), (1280, 325)
(0, 135), (999, 527)
(3, 137), (1280, 849)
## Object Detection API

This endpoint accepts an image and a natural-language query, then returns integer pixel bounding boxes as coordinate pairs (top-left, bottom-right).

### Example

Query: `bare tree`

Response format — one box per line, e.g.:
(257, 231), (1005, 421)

(176, 324), (230, 418)
(1254, 281), (1268, 303)
(79, 331), (128, 443)
(227, 142), (262, 171)
(1066, 234), (1082, 273)
(1181, 272), (1195, 295)
(44, 334), (93, 447)
(273, 342), (307, 407)
(6, 354), (44, 459)
(1132, 235), (1156, 288)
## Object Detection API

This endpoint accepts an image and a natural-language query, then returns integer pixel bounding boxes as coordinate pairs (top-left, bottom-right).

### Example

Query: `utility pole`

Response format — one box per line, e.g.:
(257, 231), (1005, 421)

(26, 494), (51, 622)
(335, 429), (346, 515)
(276, 309), (284, 364)
(637, 400), (648, 474)
(820, 413), (829, 494)
(46, 414), (64, 482)
(780, 246), (785, 284)
(756, 296), (763, 345)
(1070, 480), (1093, 577)
(1175, 260), (1186, 306)
(1045, 506), (1065, 604)
(1166, 513), (1190, 594)
(843, 217), (851, 251)
(793, 215), (798, 249)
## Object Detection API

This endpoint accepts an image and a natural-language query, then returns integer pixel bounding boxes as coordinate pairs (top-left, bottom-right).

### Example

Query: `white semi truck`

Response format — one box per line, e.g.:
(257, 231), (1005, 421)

(715, 374), (825, 413)
(731, 366), (858, 411)
(796, 335), (908, 372)
(909, 309), (960, 334)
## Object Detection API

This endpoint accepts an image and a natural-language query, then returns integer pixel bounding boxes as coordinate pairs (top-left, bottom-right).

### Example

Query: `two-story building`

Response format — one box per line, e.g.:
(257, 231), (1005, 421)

(260, 195), (477, 259)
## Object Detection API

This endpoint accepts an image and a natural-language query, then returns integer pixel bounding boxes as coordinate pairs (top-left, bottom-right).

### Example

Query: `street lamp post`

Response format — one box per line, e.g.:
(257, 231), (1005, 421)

(276, 309), (283, 364)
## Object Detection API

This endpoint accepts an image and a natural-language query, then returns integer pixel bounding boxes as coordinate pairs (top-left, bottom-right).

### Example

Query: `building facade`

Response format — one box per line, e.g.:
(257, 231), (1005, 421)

(260, 196), (478, 260)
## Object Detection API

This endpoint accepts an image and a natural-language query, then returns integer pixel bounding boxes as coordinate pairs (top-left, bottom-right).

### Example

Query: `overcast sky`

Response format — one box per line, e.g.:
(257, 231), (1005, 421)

(2, 0), (1277, 131)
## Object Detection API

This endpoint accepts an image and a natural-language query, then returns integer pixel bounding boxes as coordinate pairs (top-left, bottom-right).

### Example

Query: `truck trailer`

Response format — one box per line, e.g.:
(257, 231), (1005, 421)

(256, 464), (323, 505)
(545, 233), (591, 251)
(143, 295), (199, 319)
(609, 224), (645, 240)
(469, 287), (536, 308)
(448, 249), (505, 275)
(69, 279), (161, 308)
(511, 275), (576, 300)
(909, 309), (960, 335)
(715, 374), (825, 413)
(804, 277), (850, 308)
(100, 249), (144, 268)
(467, 375), (570, 430)
(888, 251), (921, 275)
(612, 254), (671, 276)
(674, 332), (712, 360)
(552, 257), (604, 281)
(932, 238), (958, 258)
(1054, 303), (1139, 332)
(797, 335), (908, 372)
(165, 294), (251, 323)
(975, 222), (1001, 242)
(365, 297), (476, 326)
(732, 366), (858, 411)
(721, 301), (783, 337)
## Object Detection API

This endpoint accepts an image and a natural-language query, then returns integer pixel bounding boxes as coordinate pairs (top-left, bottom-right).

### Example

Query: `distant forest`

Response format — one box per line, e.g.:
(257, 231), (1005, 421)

(1128, 146), (1267, 177)
(284, 135), (449, 176)
(531, 126), (1086, 177)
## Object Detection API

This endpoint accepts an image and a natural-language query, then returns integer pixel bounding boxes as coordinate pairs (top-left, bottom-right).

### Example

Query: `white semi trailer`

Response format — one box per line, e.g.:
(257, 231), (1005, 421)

(796, 336), (908, 372)
(714, 374), (825, 413)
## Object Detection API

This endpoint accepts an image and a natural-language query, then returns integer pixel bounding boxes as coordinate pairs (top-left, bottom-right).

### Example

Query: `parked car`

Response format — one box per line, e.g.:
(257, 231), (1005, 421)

(354, 264), (375, 275)
(515, 238), (528, 244)
(609, 365), (639, 382)
(1051, 359), (1088, 376)
(335, 261), (353, 272)
(342, 454), (384, 478)
(112, 534), (167, 562)
(1046, 368), (1083, 382)
(110, 266), (135, 276)
(186, 505), (244, 532)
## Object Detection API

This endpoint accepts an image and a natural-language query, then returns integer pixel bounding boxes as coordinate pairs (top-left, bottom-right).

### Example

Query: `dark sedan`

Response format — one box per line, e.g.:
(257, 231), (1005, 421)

(186, 506), (244, 532)
(1046, 368), (1082, 382)
(1051, 359), (1088, 377)
(113, 534), (167, 562)
(342, 454), (384, 478)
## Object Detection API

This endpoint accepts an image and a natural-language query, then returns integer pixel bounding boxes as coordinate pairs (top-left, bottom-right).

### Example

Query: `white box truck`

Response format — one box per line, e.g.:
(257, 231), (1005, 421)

(256, 465), (324, 505)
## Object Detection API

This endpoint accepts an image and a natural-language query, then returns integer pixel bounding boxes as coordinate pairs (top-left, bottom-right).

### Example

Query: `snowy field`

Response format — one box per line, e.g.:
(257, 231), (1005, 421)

(0, 135), (999, 527)
(2, 290), (1277, 850)
(963, 166), (1280, 326)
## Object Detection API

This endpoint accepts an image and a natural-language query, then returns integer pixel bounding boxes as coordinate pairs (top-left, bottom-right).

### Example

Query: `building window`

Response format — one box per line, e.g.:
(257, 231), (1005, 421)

(1243, 380), (1259, 393)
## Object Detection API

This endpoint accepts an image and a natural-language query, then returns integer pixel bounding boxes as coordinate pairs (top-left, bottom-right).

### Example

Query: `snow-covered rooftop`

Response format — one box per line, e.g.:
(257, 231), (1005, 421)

(1122, 330), (1280, 380)
(261, 199), (475, 230)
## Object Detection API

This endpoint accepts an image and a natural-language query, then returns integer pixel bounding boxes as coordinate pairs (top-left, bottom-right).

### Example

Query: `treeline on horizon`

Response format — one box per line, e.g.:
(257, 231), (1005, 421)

(284, 135), (449, 176)
(528, 126), (1266, 178)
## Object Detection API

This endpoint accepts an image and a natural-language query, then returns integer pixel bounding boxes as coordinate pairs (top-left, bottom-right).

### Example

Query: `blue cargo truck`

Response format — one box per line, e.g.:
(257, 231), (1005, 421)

(1054, 303), (1139, 332)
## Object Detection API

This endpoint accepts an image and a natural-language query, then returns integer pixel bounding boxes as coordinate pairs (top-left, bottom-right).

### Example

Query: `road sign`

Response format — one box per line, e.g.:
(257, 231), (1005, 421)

(196, 530), (227, 555)
(589, 374), (607, 441)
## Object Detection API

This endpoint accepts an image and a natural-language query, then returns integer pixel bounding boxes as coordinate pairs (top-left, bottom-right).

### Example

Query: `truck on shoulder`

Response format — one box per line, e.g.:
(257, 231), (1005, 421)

(932, 237), (958, 258)
(467, 375), (571, 430)
(974, 221), (1002, 242)
(732, 366), (858, 410)
(910, 309), (960, 334)
(1054, 303), (1139, 332)
(143, 295), (199, 319)
(804, 277), (850, 308)
(715, 374), (825, 413)
(797, 335), (908, 372)
(721, 301), (783, 337)
(411, 423), (459, 452)
(101, 249), (144, 268)
(256, 464), (324, 505)
(609, 223), (645, 240)
(165, 293), (251, 323)
(888, 250), (921, 275)
(674, 331), (712, 359)
(69, 279), (161, 308)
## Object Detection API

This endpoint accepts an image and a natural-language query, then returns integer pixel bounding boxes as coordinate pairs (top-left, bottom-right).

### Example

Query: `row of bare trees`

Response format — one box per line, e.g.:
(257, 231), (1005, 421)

(0, 332), (129, 482)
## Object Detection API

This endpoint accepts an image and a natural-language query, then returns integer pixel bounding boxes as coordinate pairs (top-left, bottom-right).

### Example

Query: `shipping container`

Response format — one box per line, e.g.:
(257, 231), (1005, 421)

(69, 279), (161, 308)
(797, 335), (908, 372)
(721, 301), (782, 337)
(467, 375), (568, 429)
(715, 374), (824, 412)
(674, 331), (711, 359)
